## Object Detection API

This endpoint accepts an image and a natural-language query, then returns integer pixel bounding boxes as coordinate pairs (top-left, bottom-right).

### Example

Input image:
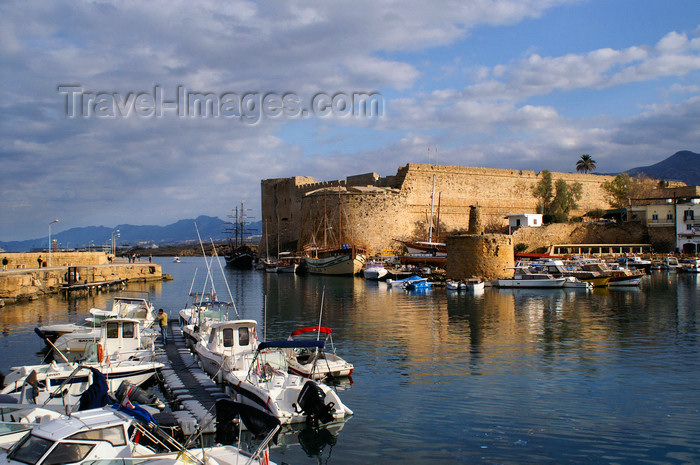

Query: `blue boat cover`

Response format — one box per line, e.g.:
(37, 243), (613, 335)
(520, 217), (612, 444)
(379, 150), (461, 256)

(78, 368), (110, 411)
(396, 275), (424, 282)
(257, 340), (324, 350)
(112, 402), (158, 425)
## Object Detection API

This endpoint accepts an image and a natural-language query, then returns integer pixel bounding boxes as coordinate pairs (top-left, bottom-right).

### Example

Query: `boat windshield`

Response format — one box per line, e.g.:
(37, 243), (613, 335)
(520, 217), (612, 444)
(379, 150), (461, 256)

(8, 434), (54, 465)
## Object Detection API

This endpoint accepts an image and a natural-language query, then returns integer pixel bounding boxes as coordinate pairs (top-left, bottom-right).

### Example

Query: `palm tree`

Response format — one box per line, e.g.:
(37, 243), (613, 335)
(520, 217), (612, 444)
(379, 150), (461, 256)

(576, 154), (596, 174)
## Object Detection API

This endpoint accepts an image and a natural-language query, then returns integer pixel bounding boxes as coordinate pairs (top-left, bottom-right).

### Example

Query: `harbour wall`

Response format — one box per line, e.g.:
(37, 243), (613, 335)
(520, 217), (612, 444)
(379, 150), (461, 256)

(0, 252), (110, 269)
(0, 262), (163, 304)
(262, 164), (616, 255)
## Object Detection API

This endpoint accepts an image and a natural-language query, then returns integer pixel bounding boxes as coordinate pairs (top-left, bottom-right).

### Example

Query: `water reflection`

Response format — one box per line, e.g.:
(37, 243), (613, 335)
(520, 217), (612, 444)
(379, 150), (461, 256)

(2, 258), (700, 465)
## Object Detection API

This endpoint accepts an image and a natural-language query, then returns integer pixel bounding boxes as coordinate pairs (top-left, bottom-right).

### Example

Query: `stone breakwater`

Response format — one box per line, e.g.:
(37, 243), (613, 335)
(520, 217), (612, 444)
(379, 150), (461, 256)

(0, 262), (164, 305)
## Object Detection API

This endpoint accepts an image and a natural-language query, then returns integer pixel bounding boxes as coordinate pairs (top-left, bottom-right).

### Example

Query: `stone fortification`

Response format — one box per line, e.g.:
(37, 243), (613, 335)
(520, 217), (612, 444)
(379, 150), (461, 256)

(446, 234), (514, 280)
(261, 164), (615, 255)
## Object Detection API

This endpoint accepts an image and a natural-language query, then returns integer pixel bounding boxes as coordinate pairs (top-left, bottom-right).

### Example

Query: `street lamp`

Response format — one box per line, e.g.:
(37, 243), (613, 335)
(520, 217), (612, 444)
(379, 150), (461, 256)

(48, 219), (59, 267)
(112, 229), (120, 256)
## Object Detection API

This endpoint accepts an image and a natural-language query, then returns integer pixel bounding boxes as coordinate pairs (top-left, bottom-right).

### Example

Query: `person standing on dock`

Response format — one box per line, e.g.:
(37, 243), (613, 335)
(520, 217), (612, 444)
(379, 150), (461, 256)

(2, 257), (8, 271)
(37, 256), (43, 268)
(157, 308), (168, 344)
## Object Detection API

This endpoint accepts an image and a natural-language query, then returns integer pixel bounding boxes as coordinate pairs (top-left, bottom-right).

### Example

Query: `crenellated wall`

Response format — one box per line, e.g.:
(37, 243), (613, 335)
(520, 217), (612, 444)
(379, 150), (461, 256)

(261, 164), (616, 255)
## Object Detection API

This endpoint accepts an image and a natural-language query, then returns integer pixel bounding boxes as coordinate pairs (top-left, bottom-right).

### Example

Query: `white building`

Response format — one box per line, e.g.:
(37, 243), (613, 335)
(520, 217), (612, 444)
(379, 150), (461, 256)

(676, 199), (700, 254)
(505, 213), (543, 234)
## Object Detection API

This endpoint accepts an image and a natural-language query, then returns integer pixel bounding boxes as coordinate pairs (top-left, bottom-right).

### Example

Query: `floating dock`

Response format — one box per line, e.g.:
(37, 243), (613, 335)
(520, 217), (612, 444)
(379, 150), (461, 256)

(155, 319), (229, 435)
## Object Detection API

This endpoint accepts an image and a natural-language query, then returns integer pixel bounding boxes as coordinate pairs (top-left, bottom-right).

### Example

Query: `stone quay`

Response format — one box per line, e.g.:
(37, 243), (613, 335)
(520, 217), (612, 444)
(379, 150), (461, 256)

(0, 252), (164, 305)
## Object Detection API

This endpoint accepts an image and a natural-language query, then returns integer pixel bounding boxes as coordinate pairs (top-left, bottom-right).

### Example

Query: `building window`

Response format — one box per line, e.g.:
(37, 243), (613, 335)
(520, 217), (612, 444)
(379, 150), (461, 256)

(667, 214), (673, 220)
(652, 214), (659, 222)
(685, 210), (695, 221)
(533, 219), (538, 225)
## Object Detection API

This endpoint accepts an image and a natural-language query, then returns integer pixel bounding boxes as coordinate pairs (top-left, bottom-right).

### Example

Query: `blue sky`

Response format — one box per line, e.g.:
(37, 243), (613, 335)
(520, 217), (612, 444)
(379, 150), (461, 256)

(1, 0), (699, 241)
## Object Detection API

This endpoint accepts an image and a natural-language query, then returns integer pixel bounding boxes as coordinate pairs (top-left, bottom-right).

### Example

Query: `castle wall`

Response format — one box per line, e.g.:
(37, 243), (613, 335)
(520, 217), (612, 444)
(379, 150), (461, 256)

(261, 164), (616, 256)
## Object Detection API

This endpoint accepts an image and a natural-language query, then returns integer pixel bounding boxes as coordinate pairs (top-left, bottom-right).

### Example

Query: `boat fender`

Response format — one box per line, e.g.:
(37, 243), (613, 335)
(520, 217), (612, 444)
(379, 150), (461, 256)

(97, 344), (104, 364)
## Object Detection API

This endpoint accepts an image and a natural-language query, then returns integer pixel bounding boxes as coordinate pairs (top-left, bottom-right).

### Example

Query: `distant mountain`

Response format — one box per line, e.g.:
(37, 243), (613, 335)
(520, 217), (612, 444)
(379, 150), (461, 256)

(626, 150), (700, 186)
(0, 216), (263, 253)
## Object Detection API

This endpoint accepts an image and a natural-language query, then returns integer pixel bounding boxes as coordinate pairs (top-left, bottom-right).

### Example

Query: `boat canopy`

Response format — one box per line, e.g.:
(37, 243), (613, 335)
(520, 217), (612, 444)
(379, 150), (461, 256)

(290, 326), (333, 337)
(257, 340), (324, 351)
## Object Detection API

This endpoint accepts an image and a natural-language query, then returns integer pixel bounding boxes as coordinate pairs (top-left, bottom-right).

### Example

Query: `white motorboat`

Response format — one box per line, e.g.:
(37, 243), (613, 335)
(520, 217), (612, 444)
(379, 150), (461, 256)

(364, 262), (388, 280)
(679, 259), (700, 273)
(498, 269), (566, 288)
(173, 256), (181, 263)
(0, 401), (280, 465)
(37, 296), (157, 354)
(193, 320), (352, 424)
(285, 326), (354, 380)
(562, 276), (593, 289)
(2, 318), (162, 406)
(178, 300), (231, 348)
(445, 280), (460, 290)
(463, 278), (484, 292)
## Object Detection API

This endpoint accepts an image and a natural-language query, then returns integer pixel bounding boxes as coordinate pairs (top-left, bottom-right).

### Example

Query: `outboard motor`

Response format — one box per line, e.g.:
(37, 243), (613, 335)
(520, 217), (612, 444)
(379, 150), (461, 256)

(116, 381), (165, 409)
(296, 381), (335, 424)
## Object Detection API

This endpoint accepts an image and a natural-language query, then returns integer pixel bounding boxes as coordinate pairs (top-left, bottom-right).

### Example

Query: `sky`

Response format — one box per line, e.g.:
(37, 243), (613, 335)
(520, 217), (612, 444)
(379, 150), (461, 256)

(1, 0), (700, 241)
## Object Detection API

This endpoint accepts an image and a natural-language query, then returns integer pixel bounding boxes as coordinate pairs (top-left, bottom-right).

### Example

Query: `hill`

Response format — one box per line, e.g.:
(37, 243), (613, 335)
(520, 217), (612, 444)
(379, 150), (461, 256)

(626, 150), (700, 186)
(0, 216), (263, 253)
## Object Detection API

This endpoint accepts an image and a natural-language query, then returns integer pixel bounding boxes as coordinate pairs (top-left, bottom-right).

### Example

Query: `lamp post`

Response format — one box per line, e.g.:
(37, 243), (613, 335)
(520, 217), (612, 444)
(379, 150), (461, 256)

(111, 229), (120, 256)
(48, 219), (59, 267)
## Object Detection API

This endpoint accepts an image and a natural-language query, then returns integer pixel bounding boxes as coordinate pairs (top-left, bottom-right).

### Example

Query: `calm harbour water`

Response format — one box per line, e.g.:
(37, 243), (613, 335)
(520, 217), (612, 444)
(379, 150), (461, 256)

(1, 257), (699, 464)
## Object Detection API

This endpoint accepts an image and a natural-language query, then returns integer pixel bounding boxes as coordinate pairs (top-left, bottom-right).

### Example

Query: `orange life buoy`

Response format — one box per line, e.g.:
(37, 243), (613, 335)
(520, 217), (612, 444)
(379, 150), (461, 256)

(97, 343), (104, 364)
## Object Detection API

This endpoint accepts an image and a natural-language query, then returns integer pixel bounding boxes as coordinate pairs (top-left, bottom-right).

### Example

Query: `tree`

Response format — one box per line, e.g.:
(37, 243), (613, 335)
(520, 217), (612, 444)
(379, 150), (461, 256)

(601, 173), (658, 208)
(551, 179), (583, 222)
(532, 171), (583, 222)
(532, 170), (554, 215)
(576, 154), (596, 173)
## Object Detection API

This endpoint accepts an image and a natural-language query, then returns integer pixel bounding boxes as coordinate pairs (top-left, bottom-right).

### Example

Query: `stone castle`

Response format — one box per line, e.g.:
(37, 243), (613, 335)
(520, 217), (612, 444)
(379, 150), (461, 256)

(261, 163), (615, 255)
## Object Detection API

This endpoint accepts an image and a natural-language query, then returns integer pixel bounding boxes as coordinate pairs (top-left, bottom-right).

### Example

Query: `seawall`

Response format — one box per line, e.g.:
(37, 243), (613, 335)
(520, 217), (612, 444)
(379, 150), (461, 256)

(0, 262), (163, 305)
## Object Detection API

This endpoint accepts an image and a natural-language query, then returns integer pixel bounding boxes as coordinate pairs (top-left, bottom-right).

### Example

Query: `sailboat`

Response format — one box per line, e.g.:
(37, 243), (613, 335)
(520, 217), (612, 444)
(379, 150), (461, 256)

(304, 186), (366, 275)
(398, 174), (447, 266)
(224, 202), (255, 269)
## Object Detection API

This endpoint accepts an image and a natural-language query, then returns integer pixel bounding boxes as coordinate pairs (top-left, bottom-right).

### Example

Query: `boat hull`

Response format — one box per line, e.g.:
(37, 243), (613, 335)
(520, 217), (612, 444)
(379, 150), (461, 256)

(498, 277), (566, 288)
(305, 254), (365, 275)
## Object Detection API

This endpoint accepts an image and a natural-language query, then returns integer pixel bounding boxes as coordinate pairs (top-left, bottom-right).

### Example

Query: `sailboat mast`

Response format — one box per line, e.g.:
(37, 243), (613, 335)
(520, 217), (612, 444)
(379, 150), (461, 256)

(428, 174), (435, 242)
(338, 184), (342, 247)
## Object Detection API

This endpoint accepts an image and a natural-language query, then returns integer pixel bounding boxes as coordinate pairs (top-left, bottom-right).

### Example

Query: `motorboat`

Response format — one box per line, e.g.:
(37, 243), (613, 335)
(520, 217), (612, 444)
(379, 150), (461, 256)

(193, 321), (352, 424)
(36, 296), (157, 353)
(617, 256), (652, 273)
(179, 300), (232, 348)
(445, 280), (460, 291)
(498, 268), (566, 288)
(173, 256), (181, 263)
(678, 258), (700, 273)
(463, 278), (485, 292)
(285, 326), (354, 380)
(363, 262), (388, 280)
(2, 318), (163, 407)
(223, 341), (353, 425)
(532, 259), (610, 287)
(386, 275), (430, 289)
(660, 256), (681, 270)
(562, 277), (593, 289)
(577, 259), (644, 287)
(275, 252), (300, 274)
(0, 400), (281, 465)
